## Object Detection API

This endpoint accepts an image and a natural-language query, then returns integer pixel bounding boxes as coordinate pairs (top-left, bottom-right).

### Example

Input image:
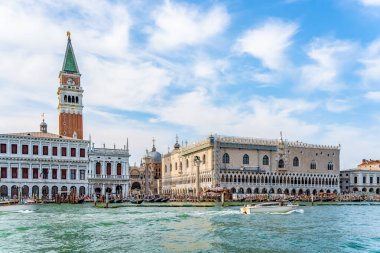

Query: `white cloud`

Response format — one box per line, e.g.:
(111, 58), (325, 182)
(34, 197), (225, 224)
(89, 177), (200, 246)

(326, 98), (352, 112)
(365, 91), (380, 101)
(234, 19), (298, 71)
(299, 38), (357, 92)
(148, 1), (229, 51)
(358, 38), (380, 86)
(358, 0), (380, 6)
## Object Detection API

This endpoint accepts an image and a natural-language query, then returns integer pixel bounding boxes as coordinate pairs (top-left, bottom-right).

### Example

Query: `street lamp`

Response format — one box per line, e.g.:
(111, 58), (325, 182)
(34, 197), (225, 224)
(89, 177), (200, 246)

(194, 156), (201, 201)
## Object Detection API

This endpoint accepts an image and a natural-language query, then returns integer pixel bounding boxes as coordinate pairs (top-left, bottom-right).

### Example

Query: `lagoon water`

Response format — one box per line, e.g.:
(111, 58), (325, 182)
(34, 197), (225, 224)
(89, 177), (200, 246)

(1, 204), (380, 253)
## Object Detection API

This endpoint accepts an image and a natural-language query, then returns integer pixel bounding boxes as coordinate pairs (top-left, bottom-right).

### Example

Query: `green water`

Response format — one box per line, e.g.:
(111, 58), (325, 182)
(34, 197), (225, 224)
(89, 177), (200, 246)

(0, 204), (380, 252)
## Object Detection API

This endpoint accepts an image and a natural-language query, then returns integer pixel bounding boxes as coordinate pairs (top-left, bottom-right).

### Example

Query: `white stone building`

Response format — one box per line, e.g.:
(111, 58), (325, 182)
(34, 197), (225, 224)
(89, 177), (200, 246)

(0, 123), (89, 199)
(162, 135), (341, 196)
(88, 143), (130, 197)
(340, 159), (380, 194)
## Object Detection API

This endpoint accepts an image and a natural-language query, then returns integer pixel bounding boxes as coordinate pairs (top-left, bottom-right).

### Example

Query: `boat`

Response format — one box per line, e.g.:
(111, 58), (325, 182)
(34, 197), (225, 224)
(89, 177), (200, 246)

(240, 201), (298, 214)
(144, 196), (155, 203)
(154, 197), (162, 202)
(130, 198), (144, 204)
(77, 198), (85, 204)
(115, 199), (122, 203)
(160, 197), (170, 203)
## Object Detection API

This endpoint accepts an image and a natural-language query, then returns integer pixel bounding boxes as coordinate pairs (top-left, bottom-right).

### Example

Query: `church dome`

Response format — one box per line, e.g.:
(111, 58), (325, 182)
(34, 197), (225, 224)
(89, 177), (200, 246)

(148, 150), (162, 163)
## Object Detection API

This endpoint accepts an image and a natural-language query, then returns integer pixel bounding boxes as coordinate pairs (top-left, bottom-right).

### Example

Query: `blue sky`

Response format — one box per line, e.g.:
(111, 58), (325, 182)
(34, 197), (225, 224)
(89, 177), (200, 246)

(1, 0), (380, 168)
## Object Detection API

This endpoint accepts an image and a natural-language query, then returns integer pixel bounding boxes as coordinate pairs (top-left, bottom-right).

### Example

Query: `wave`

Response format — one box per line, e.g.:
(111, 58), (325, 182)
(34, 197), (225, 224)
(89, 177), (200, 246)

(269, 209), (304, 215)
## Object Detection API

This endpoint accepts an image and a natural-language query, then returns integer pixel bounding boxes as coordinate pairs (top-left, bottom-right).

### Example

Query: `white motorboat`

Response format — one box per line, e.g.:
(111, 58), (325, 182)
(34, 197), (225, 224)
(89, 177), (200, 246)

(240, 201), (298, 214)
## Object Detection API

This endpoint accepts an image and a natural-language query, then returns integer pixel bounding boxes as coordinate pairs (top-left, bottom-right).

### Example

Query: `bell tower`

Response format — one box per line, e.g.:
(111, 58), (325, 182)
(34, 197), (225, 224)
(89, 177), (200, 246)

(57, 32), (83, 139)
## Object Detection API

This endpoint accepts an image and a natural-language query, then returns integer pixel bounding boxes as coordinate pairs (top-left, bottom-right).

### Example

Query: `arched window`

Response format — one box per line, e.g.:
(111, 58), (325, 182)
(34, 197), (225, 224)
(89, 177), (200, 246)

(203, 154), (206, 164)
(64, 95), (67, 102)
(222, 153), (230, 164)
(186, 159), (189, 168)
(293, 157), (299, 167)
(76, 96), (79, 103)
(107, 163), (112, 175)
(327, 162), (334, 170)
(278, 159), (285, 168)
(263, 155), (269, 165)
(71, 96), (75, 103)
(310, 161), (317, 170)
(243, 154), (249, 165)
(68, 96), (71, 103)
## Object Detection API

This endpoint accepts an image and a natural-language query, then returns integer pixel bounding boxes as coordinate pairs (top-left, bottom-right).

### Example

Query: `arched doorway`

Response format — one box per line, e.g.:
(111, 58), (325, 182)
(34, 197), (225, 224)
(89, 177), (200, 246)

(254, 188), (259, 194)
(369, 188), (374, 193)
(246, 188), (252, 194)
(362, 188), (367, 192)
(238, 188), (244, 194)
(231, 187), (236, 194)
(312, 189), (317, 195)
(269, 188), (274, 194)
(79, 186), (86, 196)
(277, 188), (283, 194)
(95, 187), (101, 196)
(306, 189), (310, 196)
(319, 189), (324, 193)
(353, 187), (358, 192)
(116, 185), (123, 195)
(52, 186), (58, 198)
(105, 187), (112, 194)
(131, 182), (141, 190)
(326, 189), (331, 194)
(262, 188), (267, 194)
(42, 185), (49, 198)
(32, 185), (39, 198)
(22, 185), (29, 197)
(70, 186), (77, 195)
(298, 189), (304, 195)
(291, 189), (296, 195)
(61, 186), (68, 198)
(0, 185), (8, 197)
(376, 188), (380, 195)
(11, 185), (18, 199)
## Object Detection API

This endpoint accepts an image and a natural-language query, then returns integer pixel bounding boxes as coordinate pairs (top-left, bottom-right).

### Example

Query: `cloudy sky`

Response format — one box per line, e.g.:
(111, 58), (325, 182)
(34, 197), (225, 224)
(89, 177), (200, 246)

(1, 0), (380, 168)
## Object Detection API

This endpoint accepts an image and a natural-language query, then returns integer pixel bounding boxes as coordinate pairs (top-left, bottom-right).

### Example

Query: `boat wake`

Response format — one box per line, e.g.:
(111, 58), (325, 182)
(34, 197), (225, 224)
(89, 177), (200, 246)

(270, 209), (304, 215)
(16, 210), (35, 214)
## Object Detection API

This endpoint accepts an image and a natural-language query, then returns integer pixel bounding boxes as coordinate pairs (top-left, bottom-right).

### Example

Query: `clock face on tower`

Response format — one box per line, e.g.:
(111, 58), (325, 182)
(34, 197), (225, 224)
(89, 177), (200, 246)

(66, 78), (75, 86)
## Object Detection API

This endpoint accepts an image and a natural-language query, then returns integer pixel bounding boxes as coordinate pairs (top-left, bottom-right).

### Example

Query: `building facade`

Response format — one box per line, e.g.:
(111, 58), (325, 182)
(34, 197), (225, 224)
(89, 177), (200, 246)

(340, 159), (380, 194)
(88, 144), (130, 197)
(0, 125), (89, 199)
(162, 135), (340, 196)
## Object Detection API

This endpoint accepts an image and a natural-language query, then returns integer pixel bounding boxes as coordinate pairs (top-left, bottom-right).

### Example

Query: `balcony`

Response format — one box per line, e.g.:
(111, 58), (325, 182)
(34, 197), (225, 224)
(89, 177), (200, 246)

(88, 175), (128, 180)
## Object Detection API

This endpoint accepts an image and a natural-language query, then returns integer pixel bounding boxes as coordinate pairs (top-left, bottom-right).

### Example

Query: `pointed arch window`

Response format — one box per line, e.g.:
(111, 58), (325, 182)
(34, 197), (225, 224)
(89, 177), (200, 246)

(327, 162), (334, 170)
(262, 155), (269, 165)
(243, 154), (249, 165)
(293, 157), (299, 167)
(278, 159), (285, 168)
(222, 153), (230, 164)
(310, 161), (317, 170)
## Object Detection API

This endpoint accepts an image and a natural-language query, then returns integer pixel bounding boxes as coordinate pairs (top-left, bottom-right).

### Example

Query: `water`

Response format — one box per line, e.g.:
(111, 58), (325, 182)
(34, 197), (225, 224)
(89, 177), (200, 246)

(1, 204), (380, 253)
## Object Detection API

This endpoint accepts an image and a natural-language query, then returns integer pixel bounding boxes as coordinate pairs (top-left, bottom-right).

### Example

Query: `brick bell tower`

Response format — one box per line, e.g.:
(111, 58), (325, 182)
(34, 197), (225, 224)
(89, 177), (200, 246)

(58, 32), (83, 139)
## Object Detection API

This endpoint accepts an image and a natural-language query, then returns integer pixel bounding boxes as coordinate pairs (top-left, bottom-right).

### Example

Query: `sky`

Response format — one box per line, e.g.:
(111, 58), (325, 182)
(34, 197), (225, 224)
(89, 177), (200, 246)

(0, 0), (380, 169)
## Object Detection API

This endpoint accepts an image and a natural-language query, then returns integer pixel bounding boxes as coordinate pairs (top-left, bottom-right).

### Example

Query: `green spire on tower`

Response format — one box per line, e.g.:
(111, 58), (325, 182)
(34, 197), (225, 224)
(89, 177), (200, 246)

(62, 31), (80, 74)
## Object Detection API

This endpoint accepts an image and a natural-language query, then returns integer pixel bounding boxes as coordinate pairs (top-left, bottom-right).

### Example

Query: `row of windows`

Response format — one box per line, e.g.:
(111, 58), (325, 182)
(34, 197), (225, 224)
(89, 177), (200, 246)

(222, 153), (334, 170)
(63, 95), (79, 104)
(0, 167), (85, 180)
(164, 154), (207, 173)
(0, 143), (85, 157)
(223, 153), (271, 165)
(354, 176), (380, 184)
(95, 162), (122, 175)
